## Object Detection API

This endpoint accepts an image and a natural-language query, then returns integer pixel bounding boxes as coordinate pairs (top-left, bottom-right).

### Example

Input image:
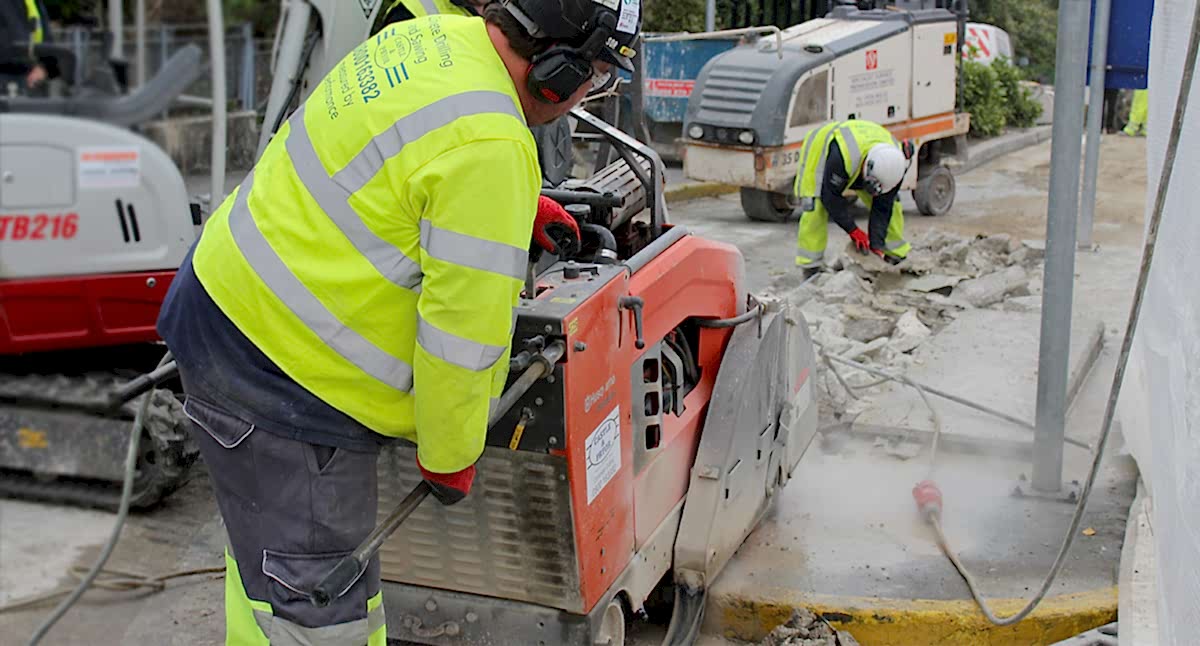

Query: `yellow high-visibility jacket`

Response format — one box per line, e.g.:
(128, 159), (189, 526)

(192, 15), (539, 473)
(794, 119), (900, 201)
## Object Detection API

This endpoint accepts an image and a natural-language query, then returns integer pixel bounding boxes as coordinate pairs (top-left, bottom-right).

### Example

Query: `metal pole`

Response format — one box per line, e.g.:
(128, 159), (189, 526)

(705, 0), (716, 32)
(207, 0), (228, 214)
(70, 28), (84, 87)
(1032, 0), (1092, 493)
(107, 0), (123, 61)
(241, 22), (256, 112)
(134, 0), (146, 87)
(256, 0), (313, 160)
(1079, 0), (1112, 249)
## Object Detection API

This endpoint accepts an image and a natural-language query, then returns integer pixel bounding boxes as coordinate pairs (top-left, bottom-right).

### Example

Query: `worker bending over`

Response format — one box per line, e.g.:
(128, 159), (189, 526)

(156, 0), (637, 642)
(793, 119), (911, 273)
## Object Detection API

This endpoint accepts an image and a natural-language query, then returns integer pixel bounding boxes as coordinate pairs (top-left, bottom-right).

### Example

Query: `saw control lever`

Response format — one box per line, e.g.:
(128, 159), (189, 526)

(620, 296), (646, 349)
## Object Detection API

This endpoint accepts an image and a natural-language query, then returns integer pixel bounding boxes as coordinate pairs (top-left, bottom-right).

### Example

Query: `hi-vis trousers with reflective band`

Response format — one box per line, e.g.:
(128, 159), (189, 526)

(794, 192), (909, 267)
(181, 375), (386, 646)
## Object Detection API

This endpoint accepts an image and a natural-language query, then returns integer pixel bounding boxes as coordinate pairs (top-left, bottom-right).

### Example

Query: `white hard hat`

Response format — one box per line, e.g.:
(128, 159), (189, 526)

(863, 144), (906, 195)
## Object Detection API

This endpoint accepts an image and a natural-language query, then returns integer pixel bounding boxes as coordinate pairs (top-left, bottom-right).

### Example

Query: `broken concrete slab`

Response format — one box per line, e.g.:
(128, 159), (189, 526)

(1004, 295), (1043, 312)
(842, 306), (895, 343)
(953, 265), (1029, 307)
(819, 271), (870, 304)
(890, 310), (932, 353)
(893, 273), (964, 293)
(759, 608), (860, 646)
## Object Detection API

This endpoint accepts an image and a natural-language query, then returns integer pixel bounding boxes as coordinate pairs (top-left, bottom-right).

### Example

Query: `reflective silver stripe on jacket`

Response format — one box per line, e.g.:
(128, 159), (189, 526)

(331, 90), (523, 193)
(285, 90), (523, 290)
(227, 171), (415, 392)
(886, 239), (908, 251)
(288, 106), (423, 292)
(417, 315), (507, 371)
(839, 126), (863, 172)
(810, 122), (845, 194)
(419, 0), (439, 15)
(419, 219), (527, 281)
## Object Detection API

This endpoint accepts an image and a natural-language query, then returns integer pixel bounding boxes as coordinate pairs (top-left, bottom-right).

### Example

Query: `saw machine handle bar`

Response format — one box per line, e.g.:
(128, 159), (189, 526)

(310, 340), (567, 608)
(106, 360), (180, 411)
(540, 188), (623, 209)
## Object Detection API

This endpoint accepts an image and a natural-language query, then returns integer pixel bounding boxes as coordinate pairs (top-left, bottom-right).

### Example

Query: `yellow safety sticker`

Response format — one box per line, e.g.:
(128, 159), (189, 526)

(17, 428), (48, 449)
(567, 318), (579, 335)
(944, 32), (957, 45)
(508, 420), (527, 451)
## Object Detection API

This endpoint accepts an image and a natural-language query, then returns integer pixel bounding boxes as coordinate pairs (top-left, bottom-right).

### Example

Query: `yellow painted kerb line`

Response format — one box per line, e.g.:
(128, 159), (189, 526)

(711, 586), (1118, 646)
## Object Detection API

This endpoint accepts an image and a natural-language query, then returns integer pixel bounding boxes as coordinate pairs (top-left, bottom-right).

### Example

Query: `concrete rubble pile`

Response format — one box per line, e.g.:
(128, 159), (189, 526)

(758, 608), (860, 646)
(784, 230), (1046, 421)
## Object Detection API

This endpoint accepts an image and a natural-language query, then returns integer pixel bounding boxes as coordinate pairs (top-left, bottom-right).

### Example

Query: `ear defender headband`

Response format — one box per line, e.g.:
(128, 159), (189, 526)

(526, 13), (616, 104)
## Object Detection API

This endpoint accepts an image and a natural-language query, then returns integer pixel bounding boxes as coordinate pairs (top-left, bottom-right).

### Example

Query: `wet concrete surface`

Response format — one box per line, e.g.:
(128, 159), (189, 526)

(0, 135), (1146, 645)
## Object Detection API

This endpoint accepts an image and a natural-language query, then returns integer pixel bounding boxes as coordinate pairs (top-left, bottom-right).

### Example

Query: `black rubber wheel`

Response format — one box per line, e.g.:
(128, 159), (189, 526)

(740, 187), (794, 223)
(913, 165), (956, 216)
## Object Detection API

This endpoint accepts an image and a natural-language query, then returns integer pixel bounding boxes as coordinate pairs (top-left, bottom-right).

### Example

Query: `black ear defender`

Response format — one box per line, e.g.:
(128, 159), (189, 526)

(526, 12), (616, 104)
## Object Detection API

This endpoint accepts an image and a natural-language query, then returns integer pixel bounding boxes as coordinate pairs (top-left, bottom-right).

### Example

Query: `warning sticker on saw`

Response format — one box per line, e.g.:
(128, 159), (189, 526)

(78, 147), (140, 189)
(585, 406), (621, 504)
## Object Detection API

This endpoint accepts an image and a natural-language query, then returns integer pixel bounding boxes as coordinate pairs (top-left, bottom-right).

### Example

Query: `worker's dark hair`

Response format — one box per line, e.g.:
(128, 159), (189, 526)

(483, 3), (551, 61)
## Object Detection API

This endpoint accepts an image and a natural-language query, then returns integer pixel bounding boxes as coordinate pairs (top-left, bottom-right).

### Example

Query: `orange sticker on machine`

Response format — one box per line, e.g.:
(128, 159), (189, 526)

(944, 32), (957, 45)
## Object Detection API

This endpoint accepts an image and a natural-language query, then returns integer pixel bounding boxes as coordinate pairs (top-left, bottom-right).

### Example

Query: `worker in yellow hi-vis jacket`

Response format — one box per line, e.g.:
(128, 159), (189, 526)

(156, 1), (641, 642)
(793, 119), (912, 275)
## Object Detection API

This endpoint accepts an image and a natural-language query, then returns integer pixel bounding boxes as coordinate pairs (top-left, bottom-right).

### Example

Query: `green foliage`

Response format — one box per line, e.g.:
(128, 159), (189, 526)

(42, 0), (98, 24)
(223, 0), (280, 36)
(969, 0), (1058, 83)
(991, 55), (1043, 127)
(962, 55), (1042, 136)
(962, 59), (1007, 137)
(644, 0), (708, 32)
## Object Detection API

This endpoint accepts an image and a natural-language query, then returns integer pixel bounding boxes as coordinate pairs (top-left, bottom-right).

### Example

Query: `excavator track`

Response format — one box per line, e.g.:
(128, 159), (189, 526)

(0, 371), (198, 510)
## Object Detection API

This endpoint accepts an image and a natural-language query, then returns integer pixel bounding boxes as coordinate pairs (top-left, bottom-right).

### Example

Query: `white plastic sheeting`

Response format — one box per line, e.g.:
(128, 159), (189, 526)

(1116, 0), (1200, 642)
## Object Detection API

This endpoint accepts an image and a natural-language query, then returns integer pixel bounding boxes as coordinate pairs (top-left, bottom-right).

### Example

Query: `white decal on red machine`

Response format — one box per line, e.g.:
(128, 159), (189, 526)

(78, 147), (140, 189)
(585, 405), (621, 504)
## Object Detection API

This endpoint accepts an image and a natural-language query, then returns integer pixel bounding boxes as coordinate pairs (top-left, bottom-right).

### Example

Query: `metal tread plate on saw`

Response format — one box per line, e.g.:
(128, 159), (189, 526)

(376, 444), (584, 614)
(0, 373), (197, 510)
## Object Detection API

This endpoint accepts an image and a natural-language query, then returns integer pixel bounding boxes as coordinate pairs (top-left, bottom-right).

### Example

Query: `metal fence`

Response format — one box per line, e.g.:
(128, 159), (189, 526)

(49, 22), (272, 115)
(715, 0), (829, 29)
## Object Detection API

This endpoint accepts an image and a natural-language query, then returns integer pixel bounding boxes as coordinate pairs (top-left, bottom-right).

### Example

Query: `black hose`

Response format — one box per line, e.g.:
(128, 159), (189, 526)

(268, 29), (319, 136)
(692, 300), (763, 329)
(27, 352), (174, 645)
(580, 223), (618, 263)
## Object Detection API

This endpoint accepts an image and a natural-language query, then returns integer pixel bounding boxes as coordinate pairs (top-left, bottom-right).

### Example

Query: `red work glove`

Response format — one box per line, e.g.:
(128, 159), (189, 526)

(417, 457), (476, 506)
(848, 227), (871, 254)
(533, 195), (581, 257)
